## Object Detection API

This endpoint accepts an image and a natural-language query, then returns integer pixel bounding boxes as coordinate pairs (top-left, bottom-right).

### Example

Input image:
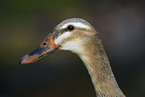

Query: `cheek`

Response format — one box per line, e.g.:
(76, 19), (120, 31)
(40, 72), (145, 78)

(61, 40), (84, 54)
(61, 41), (79, 50)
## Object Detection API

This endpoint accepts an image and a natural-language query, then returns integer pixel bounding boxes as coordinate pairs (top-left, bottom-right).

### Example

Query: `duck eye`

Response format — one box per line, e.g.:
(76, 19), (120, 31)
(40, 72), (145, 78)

(67, 25), (74, 31)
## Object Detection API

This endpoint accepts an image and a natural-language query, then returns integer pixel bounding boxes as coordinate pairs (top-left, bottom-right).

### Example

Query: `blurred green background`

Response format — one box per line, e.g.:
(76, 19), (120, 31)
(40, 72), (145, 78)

(0, 0), (145, 97)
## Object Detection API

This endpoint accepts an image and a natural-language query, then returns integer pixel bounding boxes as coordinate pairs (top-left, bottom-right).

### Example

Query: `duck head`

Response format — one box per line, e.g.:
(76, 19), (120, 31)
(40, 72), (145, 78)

(20, 18), (97, 64)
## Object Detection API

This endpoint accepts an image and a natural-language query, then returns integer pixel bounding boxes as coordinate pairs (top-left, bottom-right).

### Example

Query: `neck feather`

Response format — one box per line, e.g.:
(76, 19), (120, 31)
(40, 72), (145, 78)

(79, 34), (125, 97)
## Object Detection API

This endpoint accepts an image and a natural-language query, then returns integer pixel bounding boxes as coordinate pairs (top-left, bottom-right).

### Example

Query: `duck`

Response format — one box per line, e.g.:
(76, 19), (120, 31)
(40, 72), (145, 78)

(20, 18), (125, 97)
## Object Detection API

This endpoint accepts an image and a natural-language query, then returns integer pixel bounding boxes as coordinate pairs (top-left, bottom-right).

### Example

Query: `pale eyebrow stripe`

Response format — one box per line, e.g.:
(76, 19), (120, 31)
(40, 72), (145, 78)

(61, 23), (90, 29)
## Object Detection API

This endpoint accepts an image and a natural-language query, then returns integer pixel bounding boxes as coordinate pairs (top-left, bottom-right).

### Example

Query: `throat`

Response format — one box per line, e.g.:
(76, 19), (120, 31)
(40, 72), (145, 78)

(79, 40), (125, 97)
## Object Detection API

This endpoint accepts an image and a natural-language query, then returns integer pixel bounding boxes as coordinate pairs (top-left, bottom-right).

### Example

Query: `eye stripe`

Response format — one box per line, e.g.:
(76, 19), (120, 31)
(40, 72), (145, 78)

(54, 32), (72, 45)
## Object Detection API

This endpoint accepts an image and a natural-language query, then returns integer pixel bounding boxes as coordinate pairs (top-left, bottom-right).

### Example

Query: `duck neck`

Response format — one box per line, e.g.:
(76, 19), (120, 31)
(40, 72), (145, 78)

(79, 35), (125, 97)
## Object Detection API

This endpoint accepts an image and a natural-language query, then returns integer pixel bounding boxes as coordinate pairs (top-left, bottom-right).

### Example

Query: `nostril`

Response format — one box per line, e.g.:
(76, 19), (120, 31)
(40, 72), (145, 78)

(43, 43), (46, 45)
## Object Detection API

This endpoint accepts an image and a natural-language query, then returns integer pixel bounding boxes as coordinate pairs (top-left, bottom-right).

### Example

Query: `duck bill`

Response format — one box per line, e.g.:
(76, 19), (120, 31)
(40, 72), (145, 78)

(20, 32), (60, 64)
